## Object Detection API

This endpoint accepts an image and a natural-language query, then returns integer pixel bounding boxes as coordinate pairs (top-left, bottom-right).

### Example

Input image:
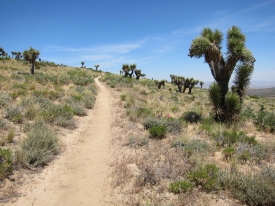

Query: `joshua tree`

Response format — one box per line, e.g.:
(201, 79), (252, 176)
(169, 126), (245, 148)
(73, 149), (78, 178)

(188, 26), (255, 121)
(154, 80), (165, 89)
(188, 79), (199, 94)
(188, 26), (255, 105)
(119, 70), (123, 75)
(39, 58), (41, 62)
(23, 47), (40, 75)
(81, 61), (85, 68)
(199, 81), (204, 89)
(94, 64), (99, 71)
(122, 64), (136, 78)
(14, 52), (21, 59)
(0, 47), (8, 58)
(173, 76), (185, 92)
(183, 78), (191, 93)
(11, 51), (16, 58)
(134, 69), (146, 80)
(170, 74), (176, 84)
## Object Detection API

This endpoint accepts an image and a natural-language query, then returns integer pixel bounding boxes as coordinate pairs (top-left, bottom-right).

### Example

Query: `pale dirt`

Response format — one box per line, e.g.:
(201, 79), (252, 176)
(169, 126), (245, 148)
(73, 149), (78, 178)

(5, 77), (114, 206)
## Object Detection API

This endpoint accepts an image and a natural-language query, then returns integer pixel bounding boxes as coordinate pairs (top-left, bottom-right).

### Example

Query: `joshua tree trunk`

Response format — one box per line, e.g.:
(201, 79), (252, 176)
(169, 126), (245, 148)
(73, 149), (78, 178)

(30, 62), (35, 74)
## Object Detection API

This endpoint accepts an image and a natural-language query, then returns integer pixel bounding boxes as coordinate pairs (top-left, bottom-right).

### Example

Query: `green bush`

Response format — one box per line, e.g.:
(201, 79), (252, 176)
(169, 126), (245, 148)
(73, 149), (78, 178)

(181, 111), (202, 123)
(142, 117), (182, 134)
(255, 105), (275, 132)
(168, 180), (194, 193)
(187, 164), (220, 192)
(120, 94), (127, 101)
(16, 121), (59, 168)
(222, 147), (236, 159)
(149, 125), (167, 139)
(0, 148), (13, 179)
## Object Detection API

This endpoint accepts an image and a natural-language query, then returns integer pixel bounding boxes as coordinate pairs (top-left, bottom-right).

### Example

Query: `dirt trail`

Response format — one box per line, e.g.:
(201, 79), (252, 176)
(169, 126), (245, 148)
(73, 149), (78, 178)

(7, 77), (113, 206)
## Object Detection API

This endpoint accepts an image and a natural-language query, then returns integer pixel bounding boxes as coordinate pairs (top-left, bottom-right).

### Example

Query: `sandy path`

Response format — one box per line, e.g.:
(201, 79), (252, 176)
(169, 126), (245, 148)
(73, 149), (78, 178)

(7, 77), (113, 206)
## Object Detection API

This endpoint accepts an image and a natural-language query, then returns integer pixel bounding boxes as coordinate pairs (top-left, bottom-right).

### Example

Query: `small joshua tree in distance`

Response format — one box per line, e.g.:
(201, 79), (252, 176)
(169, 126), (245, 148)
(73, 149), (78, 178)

(23, 47), (40, 75)
(94, 64), (99, 71)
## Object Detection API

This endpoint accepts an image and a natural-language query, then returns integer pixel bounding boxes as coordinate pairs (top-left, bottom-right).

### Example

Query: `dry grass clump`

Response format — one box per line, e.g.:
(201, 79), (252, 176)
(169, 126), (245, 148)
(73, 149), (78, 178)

(105, 73), (275, 205)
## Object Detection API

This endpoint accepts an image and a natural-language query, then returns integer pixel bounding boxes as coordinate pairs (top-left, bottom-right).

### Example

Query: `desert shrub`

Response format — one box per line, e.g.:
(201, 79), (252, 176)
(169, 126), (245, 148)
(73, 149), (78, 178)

(6, 128), (15, 143)
(236, 142), (266, 164)
(181, 110), (202, 123)
(6, 106), (23, 123)
(187, 164), (220, 192)
(120, 94), (127, 101)
(143, 117), (182, 134)
(255, 105), (275, 132)
(0, 92), (12, 108)
(149, 125), (167, 139)
(83, 95), (96, 109)
(213, 131), (240, 147)
(139, 90), (148, 96)
(241, 106), (255, 119)
(0, 118), (9, 130)
(59, 74), (71, 85)
(24, 105), (37, 120)
(168, 180), (194, 194)
(39, 104), (75, 128)
(222, 147), (236, 159)
(67, 70), (94, 86)
(16, 121), (59, 168)
(237, 150), (251, 163)
(183, 138), (212, 156)
(69, 102), (87, 116)
(220, 170), (275, 205)
(127, 107), (153, 121)
(0, 148), (13, 179)
(126, 136), (149, 148)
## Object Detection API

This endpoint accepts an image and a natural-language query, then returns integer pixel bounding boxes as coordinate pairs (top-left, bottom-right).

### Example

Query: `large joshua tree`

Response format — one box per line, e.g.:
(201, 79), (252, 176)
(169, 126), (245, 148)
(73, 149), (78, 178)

(188, 26), (255, 121)
(23, 47), (40, 75)
(188, 26), (255, 103)
(81, 61), (85, 68)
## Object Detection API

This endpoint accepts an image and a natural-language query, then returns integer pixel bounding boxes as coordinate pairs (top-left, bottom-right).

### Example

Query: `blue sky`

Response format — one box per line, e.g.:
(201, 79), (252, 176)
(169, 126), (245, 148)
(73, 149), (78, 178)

(1, 0), (275, 86)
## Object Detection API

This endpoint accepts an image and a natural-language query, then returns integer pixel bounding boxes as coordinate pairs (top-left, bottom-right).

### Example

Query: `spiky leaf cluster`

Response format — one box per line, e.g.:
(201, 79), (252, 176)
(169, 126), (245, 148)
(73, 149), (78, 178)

(209, 82), (222, 120)
(233, 64), (254, 102)
(189, 37), (211, 58)
(224, 92), (241, 122)
(23, 47), (40, 63)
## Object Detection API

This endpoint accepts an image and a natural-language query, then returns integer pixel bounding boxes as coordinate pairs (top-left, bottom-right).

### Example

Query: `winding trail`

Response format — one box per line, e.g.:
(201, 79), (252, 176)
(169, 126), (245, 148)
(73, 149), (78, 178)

(7, 77), (113, 206)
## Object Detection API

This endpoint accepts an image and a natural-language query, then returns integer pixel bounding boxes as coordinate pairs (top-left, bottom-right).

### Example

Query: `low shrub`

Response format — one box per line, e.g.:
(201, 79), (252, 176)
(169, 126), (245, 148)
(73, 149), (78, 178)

(6, 106), (23, 123)
(222, 147), (236, 159)
(168, 180), (194, 194)
(16, 121), (59, 168)
(255, 105), (275, 132)
(120, 94), (127, 101)
(142, 117), (182, 134)
(220, 169), (275, 205)
(187, 164), (220, 192)
(149, 125), (167, 139)
(0, 148), (13, 179)
(181, 110), (202, 123)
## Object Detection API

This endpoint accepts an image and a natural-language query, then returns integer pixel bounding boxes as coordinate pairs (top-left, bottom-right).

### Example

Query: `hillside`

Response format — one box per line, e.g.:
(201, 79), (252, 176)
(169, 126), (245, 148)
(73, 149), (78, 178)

(1, 59), (275, 205)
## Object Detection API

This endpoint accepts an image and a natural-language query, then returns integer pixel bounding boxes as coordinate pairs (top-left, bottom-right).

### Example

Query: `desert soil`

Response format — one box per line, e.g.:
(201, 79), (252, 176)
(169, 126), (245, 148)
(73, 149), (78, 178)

(4, 77), (114, 206)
